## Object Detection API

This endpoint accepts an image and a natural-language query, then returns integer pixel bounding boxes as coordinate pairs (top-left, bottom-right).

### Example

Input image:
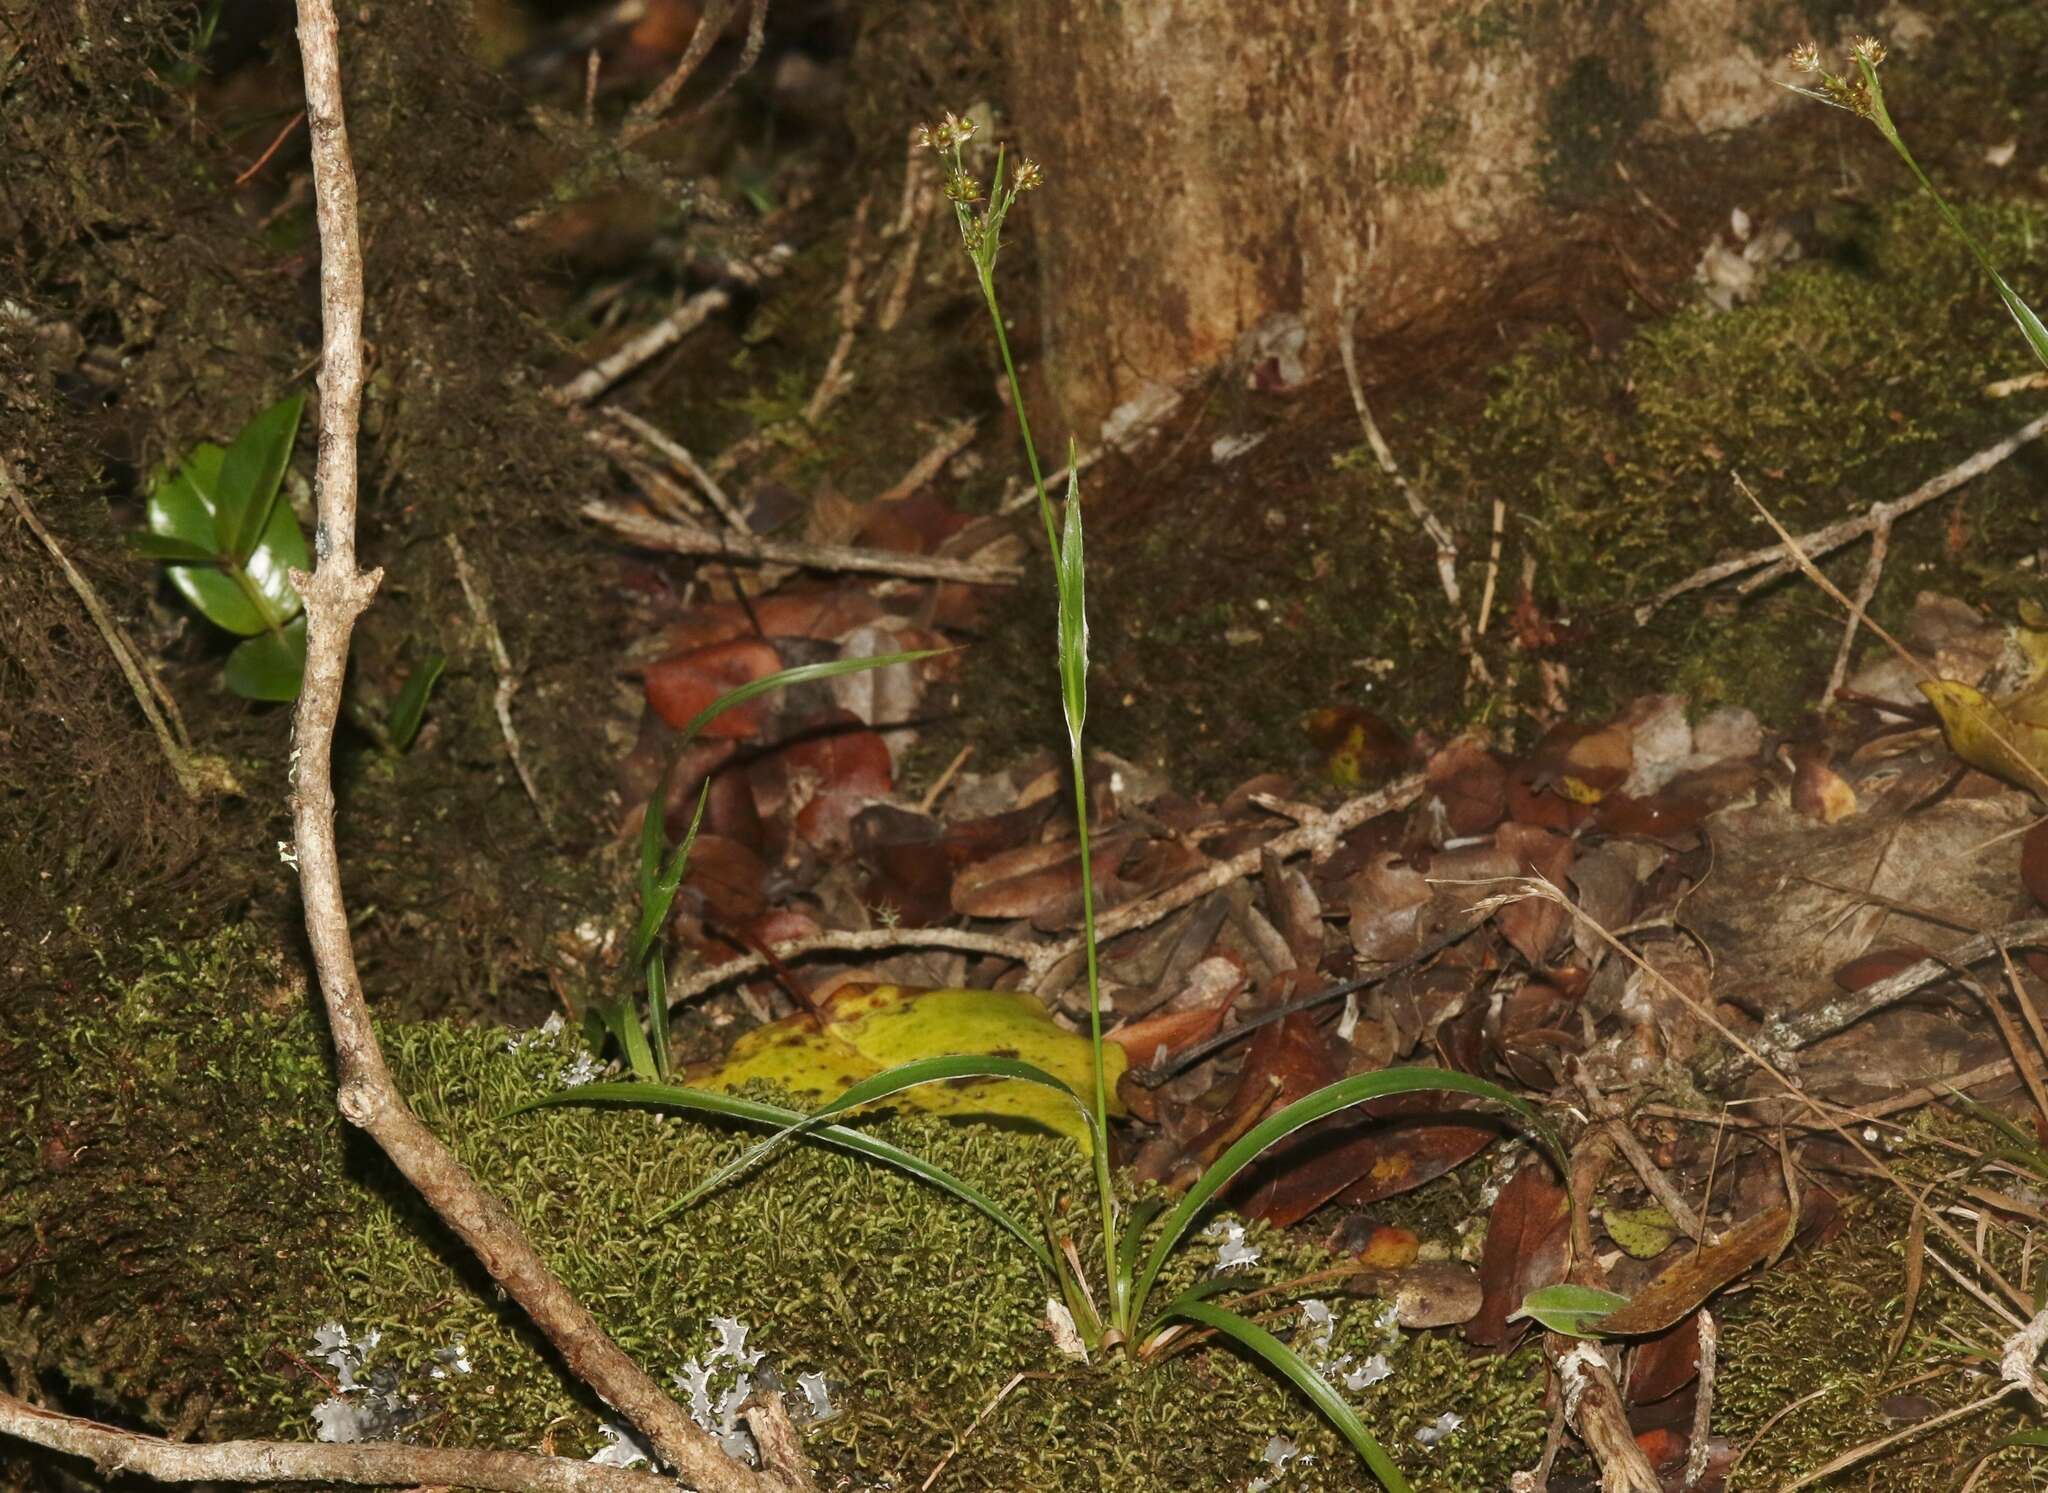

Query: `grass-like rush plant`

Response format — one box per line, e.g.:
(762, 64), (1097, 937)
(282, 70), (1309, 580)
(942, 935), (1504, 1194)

(519, 112), (1564, 1491)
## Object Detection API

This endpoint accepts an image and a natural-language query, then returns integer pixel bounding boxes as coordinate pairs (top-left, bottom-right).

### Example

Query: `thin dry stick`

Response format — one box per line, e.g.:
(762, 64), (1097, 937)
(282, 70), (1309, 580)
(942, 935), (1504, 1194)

(283, 7), (776, 1487)
(589, 429), (714, 525)
(1476, 496), (1506, 638)
(1333, 274), (1488, 688)
(667, 926), (1056, 1006)
(1037, 774), (1428, 980)
(1820, 513), (1889, 706)
(1962, 973), (2048, 1133)
(551, 244), (794, 406)
(1634, 410), (2048, 622)
(805, 192), (873, 424)
(918, 1372), (1027, 1493)
(585, 501), (1022, 585)
(0, 1388), (679, 1493)
(917, 743), (974, 814)
(234, 109), (305, 186)
(446, 533), (553, 829)
(1513, 876), (2033, 1316)
(1571, 1063), (1705, 1239)
(3, 463), (237, 799)
(1999, 1304), (2048, 1410)
(604, 409), (748, 531)
(1682, 1311), (1718, 1492)
(876, 129), (933, 334)
(1772, 1389), (2015, 1493)
(875, 418), (980, 503)
(620, 0), (734, 139)
(1696, 916), (2048, 1086)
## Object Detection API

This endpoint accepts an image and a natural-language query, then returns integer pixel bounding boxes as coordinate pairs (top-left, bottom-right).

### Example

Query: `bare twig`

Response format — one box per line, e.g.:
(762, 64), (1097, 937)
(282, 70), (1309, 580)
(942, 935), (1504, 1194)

(877, 128), (933, 335)
(875, 418), (980, 504)
(620, 0), (735, 142)
(1552, 1339), (1660, 1493)
(1634, 411), (2048, 622)
(918, 1372), (1027, 1492)
(1571, 1062), (1705, 1239)
(1699, 920), (2048, 1087)
(585, 501), (1022, 584)
(446, 533), (553, 830)
(805, 192), (873, 424)
(1036, 774), (1428, 985)
(1820, 514), (1889, 707)
(1773, 1389), (2015, 1493)
(0, 1388), (678, 1493)
(1334, 271), (1488, 688)
(283, 7), (776, 1486)
(667, 926), (1057, 1005)
(605, 409), (749, 531)
(3, 461), (238, 799)
(1682, 1311), (1718, 1491)
(234, 109), (305, 186)
(551, 244), (794, 406)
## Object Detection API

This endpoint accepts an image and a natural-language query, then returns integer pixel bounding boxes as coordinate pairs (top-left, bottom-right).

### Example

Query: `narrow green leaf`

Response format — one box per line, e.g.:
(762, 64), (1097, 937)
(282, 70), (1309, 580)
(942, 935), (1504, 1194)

(683, 1054), (1092, 1207)
(645, 948), (670, 1082)
(1114, 1196), (1167, 1297)
(129, 531), (221, 563)
(1131, 1067), (1558, 1327)
(1160, 1297), (1412, 1493)
(507, 1080), (1057, 1277)
(674, 650), (944, 749)
(217, 393), (304, 563)
(1055, 462), (1087, 746)
(635, 778), (709, 967)
(387, 653), (446, 752)
(1987, 1429), (2048, 1453)
(224, 617), (307, 701)
(1508, 1284), (1630, 1338)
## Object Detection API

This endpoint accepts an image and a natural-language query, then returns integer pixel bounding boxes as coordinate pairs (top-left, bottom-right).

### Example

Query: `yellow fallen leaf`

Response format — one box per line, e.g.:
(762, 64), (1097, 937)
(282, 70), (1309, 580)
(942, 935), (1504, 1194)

(704, 984), (1125, 1152)
(1921, 679), (2048, 798)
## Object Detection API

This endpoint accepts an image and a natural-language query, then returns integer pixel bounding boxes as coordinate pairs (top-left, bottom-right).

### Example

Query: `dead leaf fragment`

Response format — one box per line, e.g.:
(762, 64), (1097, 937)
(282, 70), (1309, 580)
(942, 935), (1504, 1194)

(1922, 679), (2048, 798)
(1594, 1205), (1793, 1336)
(1467, 1160), (1571, 1347)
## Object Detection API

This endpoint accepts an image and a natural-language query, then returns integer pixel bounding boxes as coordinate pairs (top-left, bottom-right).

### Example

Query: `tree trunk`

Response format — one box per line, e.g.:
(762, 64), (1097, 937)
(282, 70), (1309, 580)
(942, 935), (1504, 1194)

(999, 0), (1807, 437)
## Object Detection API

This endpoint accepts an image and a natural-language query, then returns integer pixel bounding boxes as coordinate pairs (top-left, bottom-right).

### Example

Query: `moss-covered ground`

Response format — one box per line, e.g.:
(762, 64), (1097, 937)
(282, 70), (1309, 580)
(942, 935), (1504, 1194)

(14, 928), (2048, 1488)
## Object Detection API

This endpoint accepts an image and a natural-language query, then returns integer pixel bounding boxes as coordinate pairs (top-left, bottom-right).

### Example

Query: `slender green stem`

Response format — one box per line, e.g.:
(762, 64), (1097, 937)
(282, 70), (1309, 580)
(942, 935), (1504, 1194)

(979, 264), (1120, 1329)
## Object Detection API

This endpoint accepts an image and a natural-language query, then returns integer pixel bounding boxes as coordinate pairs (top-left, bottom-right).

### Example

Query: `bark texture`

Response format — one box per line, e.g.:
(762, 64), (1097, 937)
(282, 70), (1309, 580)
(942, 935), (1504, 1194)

(999, 0), (1806, 435)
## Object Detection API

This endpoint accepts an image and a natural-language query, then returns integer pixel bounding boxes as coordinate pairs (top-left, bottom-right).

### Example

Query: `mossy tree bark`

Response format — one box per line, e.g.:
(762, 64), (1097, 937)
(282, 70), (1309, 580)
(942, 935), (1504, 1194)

(997, 0), (1810, 438)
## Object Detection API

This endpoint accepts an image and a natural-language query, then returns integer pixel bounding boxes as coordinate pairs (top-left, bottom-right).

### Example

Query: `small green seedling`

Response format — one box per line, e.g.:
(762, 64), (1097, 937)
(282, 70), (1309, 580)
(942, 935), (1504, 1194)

(135, 393), (310, 701)
(1509, 1284), (1631, 1339)
(516, 113), (1565, 1493)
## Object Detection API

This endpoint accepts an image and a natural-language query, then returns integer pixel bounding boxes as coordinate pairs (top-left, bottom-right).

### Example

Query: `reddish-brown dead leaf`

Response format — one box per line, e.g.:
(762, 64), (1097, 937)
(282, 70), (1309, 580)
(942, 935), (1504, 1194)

(1634, 1428), (1688, 1469)
(1833, 944), (1937, 992)
(679, 834), (770, 927)
(1527, 722), (1634, 804)
(1235, 1096), (1503, 1229)
(951, 830), (1136, 921)
(1594, 792), (1709, 838)
(1626, 1311), (1703, 1404)
(655, 589), (885, 654)
(1505, 759), (1595, 832)
(1596, 1205), (1794, 1336)
(1467, 1160), (1571, 1346)
(1493, 822), (1576, 966)
(645, 638), (785, 736)
(1787, 743), (1858, 824)
(2023, 818), (2048, 911)
(1345, 851), (1433, 962)
(1426, 739), (1508, 836)
(781, 712), (894, 849)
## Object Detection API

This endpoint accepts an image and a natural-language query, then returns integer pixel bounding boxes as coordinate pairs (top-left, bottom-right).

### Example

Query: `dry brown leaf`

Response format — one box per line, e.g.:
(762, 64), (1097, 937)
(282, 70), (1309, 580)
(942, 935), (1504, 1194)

(1467, 1159), (1571, 1346)
(1595, 1205), (1794, 1337)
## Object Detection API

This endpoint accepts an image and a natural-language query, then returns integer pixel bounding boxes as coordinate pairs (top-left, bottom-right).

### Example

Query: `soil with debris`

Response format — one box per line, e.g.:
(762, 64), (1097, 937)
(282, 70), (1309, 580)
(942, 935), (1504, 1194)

(6, 3), (2048, 1492)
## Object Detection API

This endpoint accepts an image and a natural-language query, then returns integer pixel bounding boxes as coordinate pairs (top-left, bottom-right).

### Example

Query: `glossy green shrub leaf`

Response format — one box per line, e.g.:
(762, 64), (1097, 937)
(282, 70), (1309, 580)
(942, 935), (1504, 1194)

(224, 616), (307, 701)
(215, 392), (305, 563)
(144, 427), (309, 639)
(388, 654), (446, 751)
